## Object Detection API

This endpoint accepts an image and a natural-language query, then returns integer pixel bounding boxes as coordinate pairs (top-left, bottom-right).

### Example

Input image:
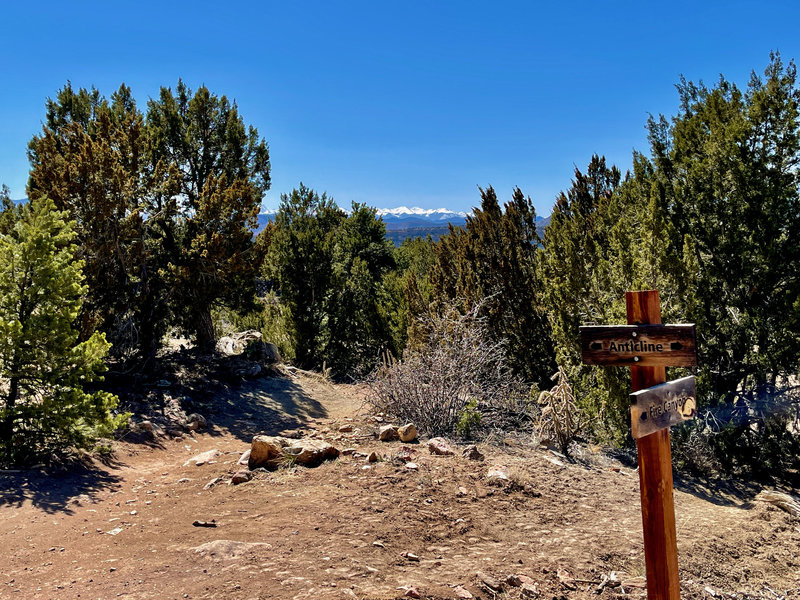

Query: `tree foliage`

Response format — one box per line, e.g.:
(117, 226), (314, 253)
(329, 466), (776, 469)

(0, 198), (125, 464)
(27, 81), (270, 358)
(647, 54), (800, 475)
(429, 187), (554, 384)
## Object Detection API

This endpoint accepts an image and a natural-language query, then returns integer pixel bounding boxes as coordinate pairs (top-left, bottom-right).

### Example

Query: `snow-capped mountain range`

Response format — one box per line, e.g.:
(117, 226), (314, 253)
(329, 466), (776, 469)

(257, 206), (548, 244)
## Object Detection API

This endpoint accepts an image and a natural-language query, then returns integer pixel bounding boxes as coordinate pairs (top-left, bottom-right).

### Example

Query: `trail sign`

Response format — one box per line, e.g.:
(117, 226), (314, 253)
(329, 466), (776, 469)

(580, 290), (698, 600)
(630, 375), (696, 439)
(580, 324), (696, 367)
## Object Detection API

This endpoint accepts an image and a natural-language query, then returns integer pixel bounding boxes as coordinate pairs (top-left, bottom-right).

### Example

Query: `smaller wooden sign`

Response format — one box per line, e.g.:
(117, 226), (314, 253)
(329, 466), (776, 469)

(579, 324), (696, 367)
(630, 375), (696, 439)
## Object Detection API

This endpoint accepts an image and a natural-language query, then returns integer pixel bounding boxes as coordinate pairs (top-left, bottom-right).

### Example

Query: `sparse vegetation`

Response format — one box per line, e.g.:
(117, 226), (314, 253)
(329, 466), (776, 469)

(366, 303), (531, 438)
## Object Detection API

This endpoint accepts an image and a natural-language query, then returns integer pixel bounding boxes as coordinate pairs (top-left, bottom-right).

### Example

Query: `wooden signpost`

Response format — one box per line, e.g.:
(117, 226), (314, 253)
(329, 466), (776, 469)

(579, 290), (698, 600)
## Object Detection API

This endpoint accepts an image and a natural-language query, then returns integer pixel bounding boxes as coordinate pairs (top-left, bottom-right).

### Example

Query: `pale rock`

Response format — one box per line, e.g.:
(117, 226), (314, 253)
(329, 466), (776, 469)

(486, 466), (510, 485)
(237, 450), (251, 465)
(192, 539), (272, 560)
(521, 582), (539, 597)
(249, 436), (289, 469)
(378, 425), (398, 441)
(216, 330), (262, 356)
(341, 448), (356, 456)
(397, 423), (418, 442)
(338, 424), (354, 433)
(405, 462), (418, 471)
(462, 445), (484, 461)
(427, 437), (455, 456)
(453, 586), (474, 599)
(184, 449), (222, 467)
(404, 587), (421, 598)
(285, 439), (340, 467)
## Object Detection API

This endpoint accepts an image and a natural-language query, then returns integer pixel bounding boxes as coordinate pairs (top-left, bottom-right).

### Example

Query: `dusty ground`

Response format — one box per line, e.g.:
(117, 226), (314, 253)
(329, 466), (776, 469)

(0, 370), (798, 600)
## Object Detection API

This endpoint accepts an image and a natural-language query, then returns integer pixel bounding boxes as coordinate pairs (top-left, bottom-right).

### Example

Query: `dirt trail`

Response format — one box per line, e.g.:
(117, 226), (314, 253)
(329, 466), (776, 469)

(0, 371), (798, 600)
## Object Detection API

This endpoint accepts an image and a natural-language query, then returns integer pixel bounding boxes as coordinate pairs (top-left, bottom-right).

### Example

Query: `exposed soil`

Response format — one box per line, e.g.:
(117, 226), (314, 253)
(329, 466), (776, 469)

(1, 370), (798, 600)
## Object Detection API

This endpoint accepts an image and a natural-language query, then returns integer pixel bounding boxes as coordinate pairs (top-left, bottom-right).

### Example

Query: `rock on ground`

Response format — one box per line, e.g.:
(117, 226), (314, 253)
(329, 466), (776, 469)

(285, 439), (340, 467)
(378, 425), (399, 442)
(183, 449), (222, 467)
(428, 437), (455, 456)
(249, 436), (289, 469)
(398, 423), (417, 442)
(191, 539), (272, 560)
(462, 445), (484, 461)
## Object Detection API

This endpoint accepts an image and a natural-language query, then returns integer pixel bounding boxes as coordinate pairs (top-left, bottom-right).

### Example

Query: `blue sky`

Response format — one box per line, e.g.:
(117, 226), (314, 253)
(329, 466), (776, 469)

(2, 1), (800, 216)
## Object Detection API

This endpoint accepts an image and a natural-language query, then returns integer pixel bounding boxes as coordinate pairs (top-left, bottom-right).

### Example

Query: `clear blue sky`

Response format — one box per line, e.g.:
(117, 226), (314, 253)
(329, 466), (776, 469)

(2, 1), (800, 216)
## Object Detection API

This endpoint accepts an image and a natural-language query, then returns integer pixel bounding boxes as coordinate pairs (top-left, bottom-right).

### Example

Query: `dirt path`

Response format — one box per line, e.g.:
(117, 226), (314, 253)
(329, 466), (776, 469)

(0, 372), (798, 600)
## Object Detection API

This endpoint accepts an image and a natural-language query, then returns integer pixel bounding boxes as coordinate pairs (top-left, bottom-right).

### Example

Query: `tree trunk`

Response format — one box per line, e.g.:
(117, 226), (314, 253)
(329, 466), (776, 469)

(193, 305), (216, 352)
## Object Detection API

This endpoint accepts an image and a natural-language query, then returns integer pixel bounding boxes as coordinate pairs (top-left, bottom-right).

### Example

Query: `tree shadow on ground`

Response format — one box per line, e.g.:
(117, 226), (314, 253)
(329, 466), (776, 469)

(673, 473), (761, 509)
(0, 457), (125, 515)
(207, 375), (329, 443)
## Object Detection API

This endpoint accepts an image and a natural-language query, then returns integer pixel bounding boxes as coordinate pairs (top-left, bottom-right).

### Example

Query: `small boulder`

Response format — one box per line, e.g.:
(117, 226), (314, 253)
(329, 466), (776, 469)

(428, 437), (455, 456)
(249, 436), (289, 469)
(338, 424), (354, 433)
(285, 439), (340, 467)
(378, 425), (399, 442)
(397, 423), (418, 442)
(185, 413), (207, 432)
(462, 445), (484, 461)
(263, 342), (282, 364)
(367, 451), (379, 463)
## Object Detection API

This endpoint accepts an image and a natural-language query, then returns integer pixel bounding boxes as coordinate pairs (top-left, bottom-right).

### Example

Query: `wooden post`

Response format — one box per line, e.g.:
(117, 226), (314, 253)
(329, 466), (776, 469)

(626, 290), (680, 600)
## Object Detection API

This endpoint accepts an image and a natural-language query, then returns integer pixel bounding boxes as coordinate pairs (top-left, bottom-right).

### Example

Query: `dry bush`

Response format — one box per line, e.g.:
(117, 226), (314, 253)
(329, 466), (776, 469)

(536, 367), (583, 456)
(366, 303), (530, 438)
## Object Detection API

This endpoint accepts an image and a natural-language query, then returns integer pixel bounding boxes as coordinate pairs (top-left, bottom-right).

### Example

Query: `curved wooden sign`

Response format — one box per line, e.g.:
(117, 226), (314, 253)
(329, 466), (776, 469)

(629, 375), (696, 439)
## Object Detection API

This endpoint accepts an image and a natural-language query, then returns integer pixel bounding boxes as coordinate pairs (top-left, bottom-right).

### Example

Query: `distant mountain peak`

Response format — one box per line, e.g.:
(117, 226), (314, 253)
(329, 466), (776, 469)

(375, 206), (469, 218)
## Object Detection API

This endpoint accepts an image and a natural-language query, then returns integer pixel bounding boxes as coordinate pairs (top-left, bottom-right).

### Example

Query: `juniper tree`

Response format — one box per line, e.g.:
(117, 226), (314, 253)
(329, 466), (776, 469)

(429, 187), (554, 385)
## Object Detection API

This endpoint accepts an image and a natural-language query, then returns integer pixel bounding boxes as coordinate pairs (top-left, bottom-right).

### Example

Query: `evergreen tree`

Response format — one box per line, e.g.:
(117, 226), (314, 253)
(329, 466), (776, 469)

(146, 81), (271, 350)
(429, 187), (554, 384)
(0, 185), (21, 235)
(27, 84), (164, 362)
(0, 198), (125, 464)
(325, 203), (396, 376)
(266, 185), (345, 368)
(648, 54), (800, 474)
